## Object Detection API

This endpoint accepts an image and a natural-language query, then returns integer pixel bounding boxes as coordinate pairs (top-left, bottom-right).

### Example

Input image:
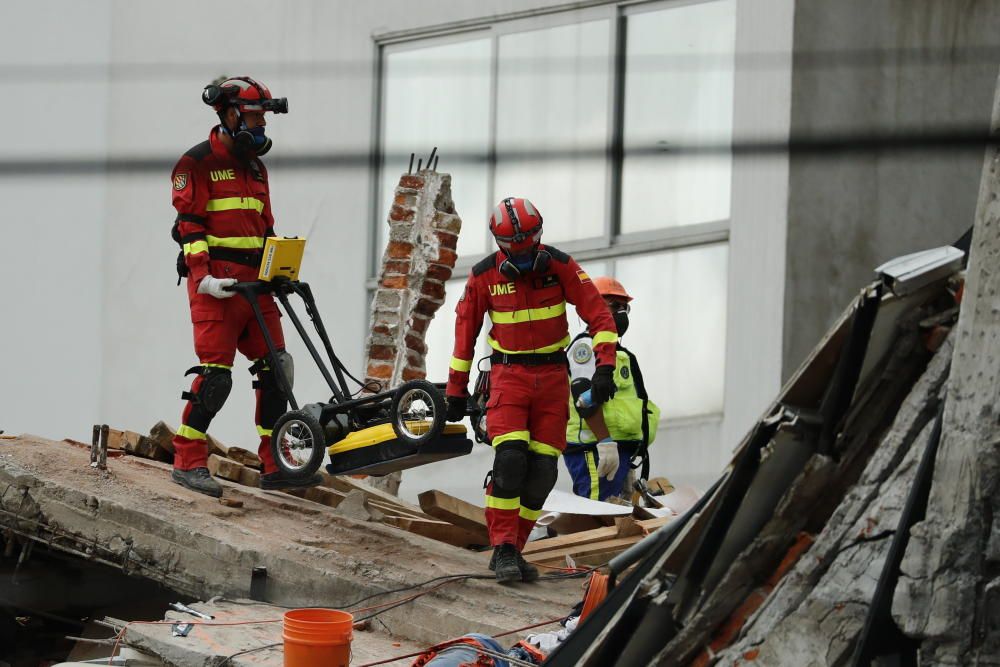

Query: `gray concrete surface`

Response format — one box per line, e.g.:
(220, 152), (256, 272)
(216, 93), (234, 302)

(0, 436), (580, 649)
(783, 0), (995, 377)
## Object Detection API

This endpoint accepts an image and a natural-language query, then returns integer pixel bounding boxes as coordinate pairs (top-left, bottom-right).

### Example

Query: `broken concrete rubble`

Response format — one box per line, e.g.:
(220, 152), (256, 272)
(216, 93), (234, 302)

(545, 239), (965, 666)
(892, 67), (1000, 666)
(0, 436), (579, 652)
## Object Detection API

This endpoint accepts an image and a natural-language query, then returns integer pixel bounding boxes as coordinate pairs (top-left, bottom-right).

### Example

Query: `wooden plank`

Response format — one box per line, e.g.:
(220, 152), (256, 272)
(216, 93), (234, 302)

(526, 536), (643, 567)
(382, 516), (490, 548)
(418, 490), (489, 535)
(215, 457), (245, 482)
(303, 485), (345, 508)
(239, 466), (260, 488)
(148, 421), (176, 455)
(367, 499), (431, 521)
(206, 434), (229, 458)
(104, 428), (127, 450)
(226, 446), (262, 470)
(523, 517), (669, 555)
(207, 454), (224, 476)
(322, 474), (430, 518)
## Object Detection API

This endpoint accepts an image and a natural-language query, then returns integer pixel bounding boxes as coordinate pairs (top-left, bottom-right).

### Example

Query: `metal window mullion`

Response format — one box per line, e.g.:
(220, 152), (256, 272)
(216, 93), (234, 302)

(485, 31), (500, 257)
(607, 6), (627, 246)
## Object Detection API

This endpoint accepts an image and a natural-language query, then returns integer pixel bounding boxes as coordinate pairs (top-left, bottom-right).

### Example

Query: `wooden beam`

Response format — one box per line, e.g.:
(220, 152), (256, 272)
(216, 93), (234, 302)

(523, 517), (669, 555)
(382, 516), (490, 548)
(148, 421), (176, 455)
(322, 474), (429, 518)
(417, 490), (489, 535)
(527, 536), (643, 568)
(226, 447), (262, 470)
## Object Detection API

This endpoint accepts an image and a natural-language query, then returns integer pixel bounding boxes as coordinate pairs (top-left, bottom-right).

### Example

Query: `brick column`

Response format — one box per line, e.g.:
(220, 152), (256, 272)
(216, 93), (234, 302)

(360, 168), (461, 494)
(365, 169), (461, 390)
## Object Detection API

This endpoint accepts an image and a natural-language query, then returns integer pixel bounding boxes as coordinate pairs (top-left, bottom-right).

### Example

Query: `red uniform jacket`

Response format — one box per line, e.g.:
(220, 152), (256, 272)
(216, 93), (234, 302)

(446, 247), (618, 398)
(171, 128), (275, 318)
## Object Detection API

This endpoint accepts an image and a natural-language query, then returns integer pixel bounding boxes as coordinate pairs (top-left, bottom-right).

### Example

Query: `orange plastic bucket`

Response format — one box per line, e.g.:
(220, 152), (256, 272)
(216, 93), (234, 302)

(283, 608), (353, 667)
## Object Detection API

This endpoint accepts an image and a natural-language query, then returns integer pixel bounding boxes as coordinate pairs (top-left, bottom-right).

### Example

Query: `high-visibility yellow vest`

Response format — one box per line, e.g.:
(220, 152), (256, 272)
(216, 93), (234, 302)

(565, 336), (660, 446)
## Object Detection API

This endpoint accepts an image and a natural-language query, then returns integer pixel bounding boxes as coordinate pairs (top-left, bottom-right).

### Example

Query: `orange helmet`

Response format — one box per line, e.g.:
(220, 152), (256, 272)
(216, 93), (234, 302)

(592, 276), (632, 302)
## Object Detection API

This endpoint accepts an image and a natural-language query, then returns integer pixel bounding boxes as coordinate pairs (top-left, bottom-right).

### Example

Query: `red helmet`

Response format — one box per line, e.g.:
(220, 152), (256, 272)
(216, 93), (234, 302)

(489, 197), (543, 255)
(202, 76), (288, 114)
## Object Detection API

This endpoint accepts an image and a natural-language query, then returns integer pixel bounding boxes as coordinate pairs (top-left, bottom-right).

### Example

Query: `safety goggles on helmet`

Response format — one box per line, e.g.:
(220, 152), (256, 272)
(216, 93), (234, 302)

(202, 76), (288, 114)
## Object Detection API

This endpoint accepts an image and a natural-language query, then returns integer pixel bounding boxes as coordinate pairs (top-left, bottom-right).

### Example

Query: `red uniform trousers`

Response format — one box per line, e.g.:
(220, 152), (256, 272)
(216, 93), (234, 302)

(172, 261), (286, 474)
(485, 362), (568, 549)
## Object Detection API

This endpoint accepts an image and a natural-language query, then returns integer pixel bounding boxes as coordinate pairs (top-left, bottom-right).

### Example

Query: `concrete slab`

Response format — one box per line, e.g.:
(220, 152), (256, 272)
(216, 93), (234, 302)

(118, 599), (427, 666)
(0, 436), (579, 648)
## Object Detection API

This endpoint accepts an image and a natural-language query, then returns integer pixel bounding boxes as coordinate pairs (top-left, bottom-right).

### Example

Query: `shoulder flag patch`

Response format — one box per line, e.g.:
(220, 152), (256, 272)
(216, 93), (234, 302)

(577, 270), (591, 283)
(173, 173), (189, 191)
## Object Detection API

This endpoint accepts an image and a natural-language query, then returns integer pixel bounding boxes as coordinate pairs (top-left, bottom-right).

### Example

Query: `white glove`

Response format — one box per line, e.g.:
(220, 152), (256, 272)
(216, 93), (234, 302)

(197, 275), (237, 299)
(595, 437), (619, 481)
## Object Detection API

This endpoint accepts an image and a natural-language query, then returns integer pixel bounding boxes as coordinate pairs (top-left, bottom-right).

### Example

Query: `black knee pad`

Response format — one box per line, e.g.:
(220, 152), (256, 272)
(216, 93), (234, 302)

(521, 453), (559, 508)
(183, 366), (232, 414)
(253, 351), (294, 392)
(492, 441), (529, 494)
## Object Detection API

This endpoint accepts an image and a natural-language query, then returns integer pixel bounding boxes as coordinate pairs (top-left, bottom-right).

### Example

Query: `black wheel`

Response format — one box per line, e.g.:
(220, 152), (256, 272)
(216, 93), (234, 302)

(270, 410), (326, 480)
(390, 379), (445, 446)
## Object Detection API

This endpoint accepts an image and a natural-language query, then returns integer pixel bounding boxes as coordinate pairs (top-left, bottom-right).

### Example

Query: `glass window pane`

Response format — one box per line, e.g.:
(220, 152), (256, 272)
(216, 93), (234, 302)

(380, 39), (491, 261)
(621, 1), (736, 233)
(614, 244), (728, 418)
(494, 20), (610, 244)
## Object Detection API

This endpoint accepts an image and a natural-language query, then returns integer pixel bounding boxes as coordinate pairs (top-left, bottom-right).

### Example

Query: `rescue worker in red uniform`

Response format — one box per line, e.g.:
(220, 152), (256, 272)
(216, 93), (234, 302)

(169, 76), (321, 497)
(445, 197), (619, 583)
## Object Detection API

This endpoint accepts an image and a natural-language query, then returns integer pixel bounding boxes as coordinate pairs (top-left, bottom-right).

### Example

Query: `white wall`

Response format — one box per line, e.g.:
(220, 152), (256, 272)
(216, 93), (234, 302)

(720, 0), (794, 456)
(0, 1), (111, 439)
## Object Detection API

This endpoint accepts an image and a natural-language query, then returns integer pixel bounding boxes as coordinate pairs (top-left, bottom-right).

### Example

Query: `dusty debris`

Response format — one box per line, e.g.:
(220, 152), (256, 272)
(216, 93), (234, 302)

(0, 435), (579, 647)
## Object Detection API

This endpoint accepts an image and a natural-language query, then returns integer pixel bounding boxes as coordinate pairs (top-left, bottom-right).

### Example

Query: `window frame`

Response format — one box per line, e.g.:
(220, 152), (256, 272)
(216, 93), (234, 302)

(368, 0), (734, 421)
(369, 0), (733, 289)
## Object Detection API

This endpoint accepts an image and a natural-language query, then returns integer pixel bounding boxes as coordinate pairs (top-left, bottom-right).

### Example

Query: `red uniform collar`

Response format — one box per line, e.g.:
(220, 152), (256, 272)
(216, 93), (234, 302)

(209, 126), (235, 159)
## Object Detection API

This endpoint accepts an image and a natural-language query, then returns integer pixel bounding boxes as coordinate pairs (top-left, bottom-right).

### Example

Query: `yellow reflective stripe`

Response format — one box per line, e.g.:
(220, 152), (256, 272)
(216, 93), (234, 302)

(206, 235), (265, 249)
(487, 334), (571, 355)
(585, 451), (600, 500)
(489, 301), (566, 324)
(519, 506), (543, 521)
(257, 426), (272, 437)
(183, 240), (208, 255)
(492, 430), (530, 448)
(201, 362), (232, 369)
(450, 356), (473, 373)
(485, 495), (520, 511)
(529, 440), (562, 458)
(592, 331), (619, 347)
(176, 424), (207, 440)
(206, 196), (265, 213)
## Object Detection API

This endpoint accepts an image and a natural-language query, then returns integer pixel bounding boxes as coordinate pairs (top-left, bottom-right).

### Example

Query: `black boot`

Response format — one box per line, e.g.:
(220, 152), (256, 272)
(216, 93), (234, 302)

(517, 552), (540, 582)
(260, 472), (323, 491)
(172, 467), (223, 498)
(493, 544), (521, 584)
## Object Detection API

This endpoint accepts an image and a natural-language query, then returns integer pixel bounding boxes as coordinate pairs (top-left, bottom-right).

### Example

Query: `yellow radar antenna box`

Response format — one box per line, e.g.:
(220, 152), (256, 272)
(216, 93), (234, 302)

(258, 237), (306, 281)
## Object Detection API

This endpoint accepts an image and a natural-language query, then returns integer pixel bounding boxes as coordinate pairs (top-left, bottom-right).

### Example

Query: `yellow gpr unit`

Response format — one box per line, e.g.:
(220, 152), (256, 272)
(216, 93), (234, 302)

(326, 422), (473, 477)
(258, 236), (307, 281)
